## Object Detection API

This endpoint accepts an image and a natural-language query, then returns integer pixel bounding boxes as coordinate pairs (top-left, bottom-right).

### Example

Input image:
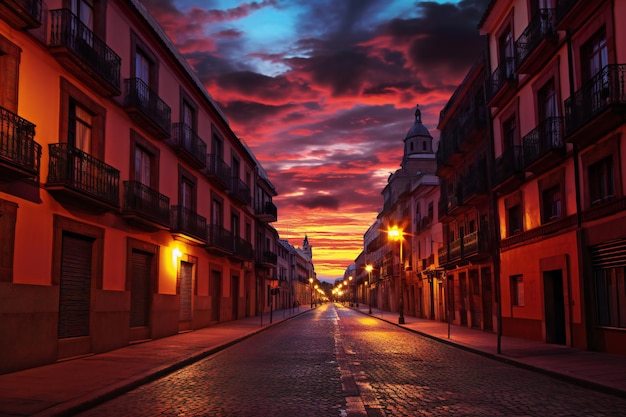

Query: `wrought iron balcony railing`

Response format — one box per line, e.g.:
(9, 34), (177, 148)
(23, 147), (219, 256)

(171, 205), (207, 243)
(49, 9), (121, 91)
(124, 78), (171, 136)
(1, 0), (42, 28)
(171, 123), (207, 168)
(47, 143), (120, 207)
(494, 145), (523, 186)
(486, 58), (516, 102)
(522, 117), (564, 168)
(515, 9), (556, 68)
(207, 224), (234, 253)
(565, 64), (626, 136)
(255, 201), (277, 222)
(232, 235), (254, 260)
(205, 153), (231, 188)
(257, 250), (278, 265)
(230, 177), (251, 206)
(0, 106), (41, 177)
(122, 181), (170, 227)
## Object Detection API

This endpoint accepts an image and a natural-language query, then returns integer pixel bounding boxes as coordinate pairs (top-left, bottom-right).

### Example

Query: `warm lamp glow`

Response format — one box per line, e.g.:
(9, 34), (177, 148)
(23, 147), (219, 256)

(365, 264), (373, 272)
(388, 225), (402, 241)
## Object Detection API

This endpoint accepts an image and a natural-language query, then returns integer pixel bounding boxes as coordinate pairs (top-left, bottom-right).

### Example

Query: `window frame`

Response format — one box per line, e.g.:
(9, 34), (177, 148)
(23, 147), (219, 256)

(129, 130), (160, 189)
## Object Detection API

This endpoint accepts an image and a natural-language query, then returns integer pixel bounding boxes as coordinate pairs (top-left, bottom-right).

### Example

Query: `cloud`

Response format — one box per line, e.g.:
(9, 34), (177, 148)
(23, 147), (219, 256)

(141, 0), (491, 279)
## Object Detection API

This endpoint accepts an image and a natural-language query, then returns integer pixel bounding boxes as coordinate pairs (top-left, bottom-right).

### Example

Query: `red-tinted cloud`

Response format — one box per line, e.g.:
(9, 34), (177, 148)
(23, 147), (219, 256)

(140, 0), (490, 280)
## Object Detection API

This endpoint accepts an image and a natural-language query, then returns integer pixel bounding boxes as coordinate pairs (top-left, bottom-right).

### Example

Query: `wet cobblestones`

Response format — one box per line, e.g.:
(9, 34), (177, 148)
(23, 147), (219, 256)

(79, 304), (626, 416)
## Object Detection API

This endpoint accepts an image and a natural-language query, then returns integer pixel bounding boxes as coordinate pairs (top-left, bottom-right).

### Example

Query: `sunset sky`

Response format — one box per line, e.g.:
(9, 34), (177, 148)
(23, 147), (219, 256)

(140, 0), (490, 282)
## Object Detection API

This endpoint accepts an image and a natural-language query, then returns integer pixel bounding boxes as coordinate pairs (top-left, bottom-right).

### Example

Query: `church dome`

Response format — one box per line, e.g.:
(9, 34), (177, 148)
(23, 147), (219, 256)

(405, 105), (432, 140)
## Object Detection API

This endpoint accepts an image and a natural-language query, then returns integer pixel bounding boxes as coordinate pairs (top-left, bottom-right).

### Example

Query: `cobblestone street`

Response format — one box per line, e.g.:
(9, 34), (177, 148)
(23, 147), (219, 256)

(77, 304), (626, 417)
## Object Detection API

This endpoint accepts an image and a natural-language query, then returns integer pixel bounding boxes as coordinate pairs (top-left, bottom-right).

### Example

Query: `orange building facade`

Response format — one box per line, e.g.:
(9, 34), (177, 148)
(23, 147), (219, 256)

(481, 0), (626, 353)
(0, 0), (278, 374)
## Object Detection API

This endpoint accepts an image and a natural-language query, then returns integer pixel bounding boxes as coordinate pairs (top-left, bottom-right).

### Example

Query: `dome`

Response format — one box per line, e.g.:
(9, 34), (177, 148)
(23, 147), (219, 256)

(405, 105), (432, 140)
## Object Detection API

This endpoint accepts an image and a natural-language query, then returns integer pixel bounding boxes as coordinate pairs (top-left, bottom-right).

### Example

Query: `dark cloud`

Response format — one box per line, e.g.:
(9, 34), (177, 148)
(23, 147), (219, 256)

(291, 195), (341, 210)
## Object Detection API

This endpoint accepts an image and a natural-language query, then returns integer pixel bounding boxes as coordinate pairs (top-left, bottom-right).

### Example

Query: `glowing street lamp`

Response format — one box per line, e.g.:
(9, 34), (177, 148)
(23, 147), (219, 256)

(388, 225), (405, 324)
(309, 278), (314, 308)
(365, 264), (373, 314)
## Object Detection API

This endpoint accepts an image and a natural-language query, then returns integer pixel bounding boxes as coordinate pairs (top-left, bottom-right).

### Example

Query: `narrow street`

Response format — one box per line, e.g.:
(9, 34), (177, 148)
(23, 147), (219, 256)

(78, 304), (626, 417)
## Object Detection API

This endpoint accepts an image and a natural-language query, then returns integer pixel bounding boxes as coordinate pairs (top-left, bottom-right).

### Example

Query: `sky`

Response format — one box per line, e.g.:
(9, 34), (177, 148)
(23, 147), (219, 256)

(140, 0), (490, 282)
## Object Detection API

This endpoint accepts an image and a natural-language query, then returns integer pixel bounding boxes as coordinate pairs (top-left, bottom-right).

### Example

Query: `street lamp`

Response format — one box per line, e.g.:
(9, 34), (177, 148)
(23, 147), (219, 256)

(309, 278), (313, 308)
(365, 264), (373, 314)
(388, 225), (405, 324)
(348, 275), (354, 306)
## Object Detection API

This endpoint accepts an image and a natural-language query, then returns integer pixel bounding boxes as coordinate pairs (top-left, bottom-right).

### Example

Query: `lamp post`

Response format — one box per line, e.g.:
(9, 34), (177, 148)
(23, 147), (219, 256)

(388, 225), (405, 324)
(309, 278), (314, 308)
(365, 264), (373, 314)
(348, 276), (354, 306)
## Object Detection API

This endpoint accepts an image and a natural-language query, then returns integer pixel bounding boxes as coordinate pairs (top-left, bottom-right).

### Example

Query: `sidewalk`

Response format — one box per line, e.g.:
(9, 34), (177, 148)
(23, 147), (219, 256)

(1, 304), (626, 417)
(351, 304), (626, 399)
(0, 306), (311, 417)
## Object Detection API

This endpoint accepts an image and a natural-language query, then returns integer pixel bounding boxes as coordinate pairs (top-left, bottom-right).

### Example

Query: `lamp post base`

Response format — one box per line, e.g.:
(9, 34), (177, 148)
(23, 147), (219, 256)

(398, 316), (405, 324)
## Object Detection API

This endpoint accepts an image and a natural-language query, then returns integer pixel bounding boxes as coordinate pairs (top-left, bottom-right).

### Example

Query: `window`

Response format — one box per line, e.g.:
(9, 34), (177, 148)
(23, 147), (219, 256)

(542, 185), (561, 222)
(0, 35), (21, 113)
(499, 27), (515, 77)
(130, 130), (159, 189)
(134, 146), (151, 186)
(136, 49), (152, 85)
(507, 204), (523, 236)
(131, 32), (158, 90)
(511, 275), (524, 306)
(582, 29), (608, 83)
(69, 101), (92, 153)
(538, 79), (558, 121)
(589, 157), (614, 205)
(231, 212), (240, 237)
(178, 166), (197, 211)
(72, 0), (94, 28)
(503, 116), (517, 150)
(211, 198), (223, 227)
(595, 267), (626, 328)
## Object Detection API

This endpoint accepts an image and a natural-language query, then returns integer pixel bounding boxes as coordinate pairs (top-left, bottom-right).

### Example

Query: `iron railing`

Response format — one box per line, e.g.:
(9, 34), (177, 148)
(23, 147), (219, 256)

(47, 143), (120, 206)
(122, 181), (170, 227)
(171, 123), (207, 167)
(255, 201), (277, 219)
(124, 78), (171, 134)
(0, 106), (41, 176)
(230, 177), (251, 206)
(207, 224), (233, 252)
(494, 145), (523, 185)
(515, 8), (556, 67)
(486, 58), (516, 102)
(171, 205), (207, 242)
(49, 9), (121, 90)
(565, 64), (626, 136)
(232, 235), (254, 260)
(522, 117), (564, 168)
(205, 154), (231, 187)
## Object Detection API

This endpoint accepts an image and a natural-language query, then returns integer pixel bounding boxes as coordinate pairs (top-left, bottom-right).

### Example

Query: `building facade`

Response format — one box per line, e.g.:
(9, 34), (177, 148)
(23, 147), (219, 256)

(0, 0), (279, 374)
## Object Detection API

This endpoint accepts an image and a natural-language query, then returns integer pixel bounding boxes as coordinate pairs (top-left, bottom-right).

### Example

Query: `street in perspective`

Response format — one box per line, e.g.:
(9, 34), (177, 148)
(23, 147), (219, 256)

(76, 303), (626, 417)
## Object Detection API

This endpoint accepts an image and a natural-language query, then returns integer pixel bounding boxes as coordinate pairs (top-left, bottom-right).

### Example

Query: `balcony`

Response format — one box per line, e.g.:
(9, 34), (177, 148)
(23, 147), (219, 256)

(206, 224), (233, 255)
(0, 0), (42, 29)
(501, 214), (577, 251)
(493, 146), (524, 194)
(256, 250), (278, 267)
(121, 181), (170, 230)
(255, 201), (277, 222)
(170, 205), (207, 245)
(458, 107), (488, 153)
(461, 162), (488, 204)
(45, 143), (120, 211)
(582, 196), (626, 224)
(170, 123), (207, 169)
(522, 117), (565, 175)
(230, 177), (251, 206)
(204, 154), (231, 190)
(437, 131), (463, 172)
(124, 78), (171, 140)
(555, 0), (586, 31)
(48, 9), (121, 97)
(515, 9), (558, 75)
(231, 236), (254, 261)
(486, 58), (517, 108)
(0, 106), (41, 180)
(564, 64), (626, 149)
(446, 186), (462, 215)
(438, 230), (490, 267)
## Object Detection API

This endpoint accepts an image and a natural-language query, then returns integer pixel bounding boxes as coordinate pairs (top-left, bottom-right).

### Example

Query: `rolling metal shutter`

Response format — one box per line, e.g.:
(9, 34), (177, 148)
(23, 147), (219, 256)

(58, 233), (93, 339)
(130, 250), (151, 327)
(591, 239), (626, 269)
(178, 261), (193, 322)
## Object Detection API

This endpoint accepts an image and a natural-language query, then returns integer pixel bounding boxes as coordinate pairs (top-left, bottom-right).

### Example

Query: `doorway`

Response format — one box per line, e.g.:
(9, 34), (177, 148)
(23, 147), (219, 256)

(231, 274), (239, 320)
(178, 261), (193, 331)
(544, 269), (566, 345)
